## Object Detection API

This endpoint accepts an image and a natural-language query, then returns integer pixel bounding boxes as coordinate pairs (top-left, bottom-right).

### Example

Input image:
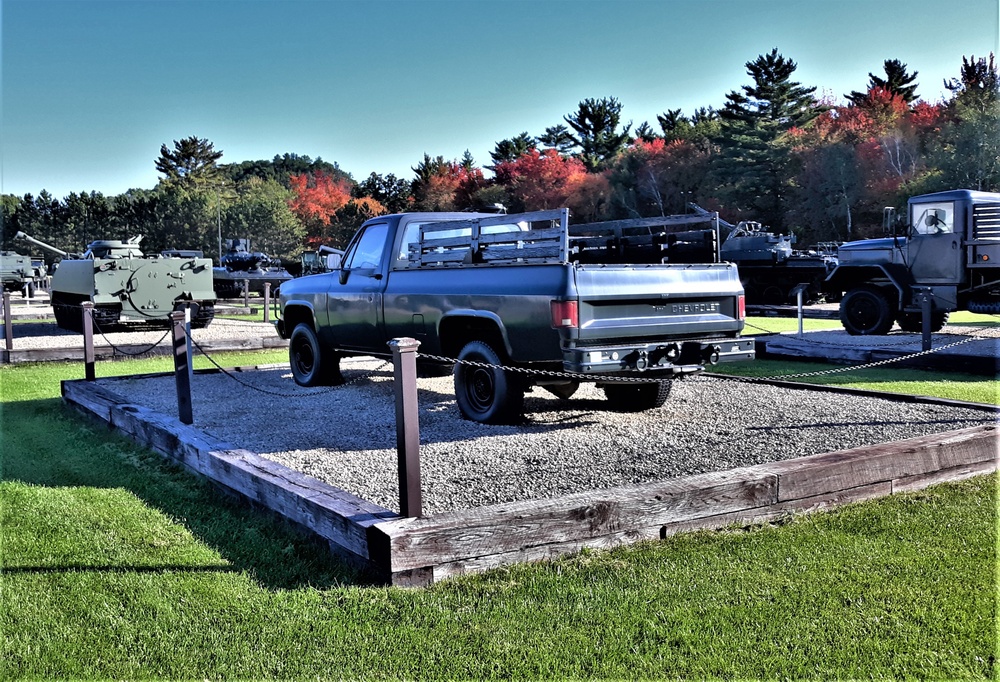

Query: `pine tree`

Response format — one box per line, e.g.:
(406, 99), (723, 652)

(713, 49), (823, 229)
(154, 136), (223, 187)
(846, 59), (920, 105)
(563, 97), (632, 172)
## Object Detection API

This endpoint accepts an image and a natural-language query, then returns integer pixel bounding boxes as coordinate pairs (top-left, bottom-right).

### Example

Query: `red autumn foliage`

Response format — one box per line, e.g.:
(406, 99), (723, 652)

(288, 171), (352, 226)
(494, 149), (588, 211)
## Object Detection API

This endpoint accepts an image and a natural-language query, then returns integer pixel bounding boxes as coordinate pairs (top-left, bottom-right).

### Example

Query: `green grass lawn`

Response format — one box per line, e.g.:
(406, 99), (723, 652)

(1, 347), (997, 678)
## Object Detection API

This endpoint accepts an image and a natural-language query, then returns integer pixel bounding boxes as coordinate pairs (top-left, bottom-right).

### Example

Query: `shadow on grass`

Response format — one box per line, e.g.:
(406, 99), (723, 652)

(2, 398), (381, 590)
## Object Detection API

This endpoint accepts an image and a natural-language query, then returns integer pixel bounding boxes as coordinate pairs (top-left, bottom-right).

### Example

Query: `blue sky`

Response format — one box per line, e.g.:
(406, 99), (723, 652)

(2, 0), (998, 199)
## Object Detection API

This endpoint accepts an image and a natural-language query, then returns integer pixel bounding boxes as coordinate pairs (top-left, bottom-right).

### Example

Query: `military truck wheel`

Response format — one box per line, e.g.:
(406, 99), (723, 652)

(840, 285), (895, 335)
(896, 311), (948, 333)
(454, 340), (524, 425)
(602, 380), (672, 411)
(289, 323), (343, 387)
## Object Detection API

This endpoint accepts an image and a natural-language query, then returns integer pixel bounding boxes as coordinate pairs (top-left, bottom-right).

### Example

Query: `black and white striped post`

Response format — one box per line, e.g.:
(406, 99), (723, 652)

(389, 337), (422, 518)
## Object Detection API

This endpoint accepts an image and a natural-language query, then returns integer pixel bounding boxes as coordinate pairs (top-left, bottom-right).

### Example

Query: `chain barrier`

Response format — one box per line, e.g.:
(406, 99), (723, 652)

(186, 331), (392, 398)
(416, 325), (995, 386)
(741, 319), (951, 349)
(416, 352), (678, 384)
(86, 309), (171, 357)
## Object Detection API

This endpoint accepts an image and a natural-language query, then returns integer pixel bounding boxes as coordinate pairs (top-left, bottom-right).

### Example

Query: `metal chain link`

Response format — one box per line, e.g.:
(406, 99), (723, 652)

(187, 331), (392, 398)
(91, 316), (172, 356)
(741, 319), (939, 349)
(417, 352), (675, 384)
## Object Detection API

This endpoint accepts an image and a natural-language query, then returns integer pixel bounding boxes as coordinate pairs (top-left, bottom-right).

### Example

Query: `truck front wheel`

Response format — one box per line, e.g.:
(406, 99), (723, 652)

(289, 323), (343, 387)
(454, 340), (524, 425)
(840, 285), (895, 335)
(603, 380), (672, 411)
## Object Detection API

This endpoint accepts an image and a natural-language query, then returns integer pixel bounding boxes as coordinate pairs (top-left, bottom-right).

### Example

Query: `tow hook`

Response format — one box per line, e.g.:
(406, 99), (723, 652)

(702, 345), (721, 365)
(634, 350), (648, 371)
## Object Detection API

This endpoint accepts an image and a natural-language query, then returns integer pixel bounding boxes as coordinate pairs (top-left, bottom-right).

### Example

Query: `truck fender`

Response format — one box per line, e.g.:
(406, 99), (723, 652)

(438, 309), (513, 360)
(279, 301), (318, 339)
(826, 264), (908, 308)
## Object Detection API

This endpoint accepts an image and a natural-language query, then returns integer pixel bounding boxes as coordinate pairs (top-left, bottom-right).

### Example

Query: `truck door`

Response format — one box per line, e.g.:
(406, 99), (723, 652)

(906, 201), (962, 285)
(329, 221), (388, 352)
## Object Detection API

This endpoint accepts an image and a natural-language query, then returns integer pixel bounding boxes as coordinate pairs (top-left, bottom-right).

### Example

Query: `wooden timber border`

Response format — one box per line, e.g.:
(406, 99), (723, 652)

(62, 373), (998, 586)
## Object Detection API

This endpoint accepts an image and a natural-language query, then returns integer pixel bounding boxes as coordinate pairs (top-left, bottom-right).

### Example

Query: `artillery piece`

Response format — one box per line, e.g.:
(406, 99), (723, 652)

(14, 231), (216, 332)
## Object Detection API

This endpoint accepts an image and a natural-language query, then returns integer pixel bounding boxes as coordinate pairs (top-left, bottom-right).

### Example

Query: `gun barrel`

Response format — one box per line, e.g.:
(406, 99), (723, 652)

(14, 231), (69, 258)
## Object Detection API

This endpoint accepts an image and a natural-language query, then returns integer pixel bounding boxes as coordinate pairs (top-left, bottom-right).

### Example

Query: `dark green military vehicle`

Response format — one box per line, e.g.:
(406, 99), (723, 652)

(15, 231), (216, 332)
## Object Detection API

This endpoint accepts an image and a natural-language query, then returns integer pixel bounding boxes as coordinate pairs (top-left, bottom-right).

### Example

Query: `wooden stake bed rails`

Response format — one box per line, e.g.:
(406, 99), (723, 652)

(407, 209), (724, 268)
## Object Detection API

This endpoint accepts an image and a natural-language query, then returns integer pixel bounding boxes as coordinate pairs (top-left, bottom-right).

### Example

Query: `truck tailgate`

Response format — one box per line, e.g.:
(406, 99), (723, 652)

(572, 263), (744, 341)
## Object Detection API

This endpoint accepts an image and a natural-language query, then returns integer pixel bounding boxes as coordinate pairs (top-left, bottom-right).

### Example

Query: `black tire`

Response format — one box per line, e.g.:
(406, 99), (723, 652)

(969, 299), (1000, 315)
(603, 380), (672, 411)
(896, 310), (949, 333)
(289, 323), (343, 387)
(453, 340), (524, 425)
(840, 285), (895, 336)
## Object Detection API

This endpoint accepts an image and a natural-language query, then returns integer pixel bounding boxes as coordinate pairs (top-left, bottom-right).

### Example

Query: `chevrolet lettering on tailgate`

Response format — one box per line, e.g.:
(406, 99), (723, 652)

(670, 302), (720, 314)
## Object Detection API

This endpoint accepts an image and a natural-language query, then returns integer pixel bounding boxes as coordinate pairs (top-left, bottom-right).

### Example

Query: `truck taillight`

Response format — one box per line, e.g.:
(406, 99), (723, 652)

(737, 294), (746, 320)
(550, 300), (578, 328)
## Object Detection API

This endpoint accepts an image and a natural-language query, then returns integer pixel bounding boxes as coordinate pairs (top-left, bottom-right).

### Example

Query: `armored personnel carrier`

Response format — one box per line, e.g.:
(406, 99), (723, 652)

(0, 250), (44, 297)
(14, 231), (216, 332)
(213, 238), (293, 298)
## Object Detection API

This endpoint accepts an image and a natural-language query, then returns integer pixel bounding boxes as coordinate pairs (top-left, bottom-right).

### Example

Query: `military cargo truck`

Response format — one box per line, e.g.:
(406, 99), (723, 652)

(825, 189), (1000, 335)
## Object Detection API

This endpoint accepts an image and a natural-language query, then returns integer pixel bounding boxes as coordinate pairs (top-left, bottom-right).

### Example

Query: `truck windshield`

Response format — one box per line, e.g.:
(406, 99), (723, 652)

(910, 201), (955, 235)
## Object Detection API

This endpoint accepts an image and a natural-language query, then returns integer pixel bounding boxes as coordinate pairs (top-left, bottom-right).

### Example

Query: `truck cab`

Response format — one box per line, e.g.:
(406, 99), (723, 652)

(827, 189), (1000, 334)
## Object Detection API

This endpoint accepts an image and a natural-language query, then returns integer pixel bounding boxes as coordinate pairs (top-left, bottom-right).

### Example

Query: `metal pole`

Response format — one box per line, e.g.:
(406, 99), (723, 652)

(2, 291), (12, 353)
(171, 310), (194, 425)
(918, 287), (933, 352)
(82, 302), (95, 381)
(263, 282), (271, 323)
(243, 279), (250, 308)
(217, 185), (223, 263)
(796, 287), (804, 339)
(389, 337), (422, 518)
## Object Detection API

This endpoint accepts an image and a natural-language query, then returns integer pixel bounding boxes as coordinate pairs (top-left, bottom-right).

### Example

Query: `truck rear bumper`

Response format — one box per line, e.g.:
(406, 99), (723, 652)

(563, 338), (755, 375)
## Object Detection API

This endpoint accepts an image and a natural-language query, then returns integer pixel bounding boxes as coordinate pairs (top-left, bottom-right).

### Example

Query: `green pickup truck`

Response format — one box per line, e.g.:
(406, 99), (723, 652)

(277, 209), (754, 424)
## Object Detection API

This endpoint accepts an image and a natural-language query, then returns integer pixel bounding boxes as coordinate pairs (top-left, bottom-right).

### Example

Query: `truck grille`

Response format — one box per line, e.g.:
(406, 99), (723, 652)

(974, 204), (1000, 240)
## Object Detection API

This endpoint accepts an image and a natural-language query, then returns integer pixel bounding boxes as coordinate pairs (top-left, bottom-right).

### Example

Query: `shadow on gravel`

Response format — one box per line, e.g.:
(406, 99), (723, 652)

(2, 398), (376, 589)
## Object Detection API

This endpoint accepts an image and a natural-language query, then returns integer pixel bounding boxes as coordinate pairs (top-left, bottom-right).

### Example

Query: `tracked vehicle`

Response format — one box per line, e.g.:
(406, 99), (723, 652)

(14, 231), (216, 332)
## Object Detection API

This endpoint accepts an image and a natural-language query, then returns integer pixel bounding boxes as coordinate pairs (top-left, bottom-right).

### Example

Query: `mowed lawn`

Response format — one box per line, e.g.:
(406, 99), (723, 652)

(1, 345), (996, 679)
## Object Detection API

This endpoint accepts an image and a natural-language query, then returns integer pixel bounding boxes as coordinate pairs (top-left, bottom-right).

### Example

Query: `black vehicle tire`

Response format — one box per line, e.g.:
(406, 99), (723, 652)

(289, 323), (343, 387)
(603, 380), (672, 411)
(969, 299), (1000, 315)
(453, 340), (524, 425)
(896, 310), (949, 333)
(840, 285), (896, 336)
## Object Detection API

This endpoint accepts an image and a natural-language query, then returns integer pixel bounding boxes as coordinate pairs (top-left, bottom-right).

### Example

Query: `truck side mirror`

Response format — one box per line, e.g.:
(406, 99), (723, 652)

(338, 268), (349, 285)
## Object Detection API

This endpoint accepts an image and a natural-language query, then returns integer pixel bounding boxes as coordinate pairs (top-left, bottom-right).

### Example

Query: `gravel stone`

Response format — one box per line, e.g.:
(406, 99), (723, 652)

(101, 358), (997, 516)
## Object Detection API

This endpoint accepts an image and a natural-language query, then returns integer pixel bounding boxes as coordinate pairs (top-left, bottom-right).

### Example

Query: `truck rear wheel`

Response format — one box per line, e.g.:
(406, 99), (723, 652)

(603, 380), (672, 411)
(290, 323), (343, 387)
(896, 311), (948, 333)
(840, 285), (895, 335)
(454, 340), (524, 425)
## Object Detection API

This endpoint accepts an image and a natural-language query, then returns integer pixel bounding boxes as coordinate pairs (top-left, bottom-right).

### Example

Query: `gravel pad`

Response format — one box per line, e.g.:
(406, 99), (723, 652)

(100, 359), (996, 516)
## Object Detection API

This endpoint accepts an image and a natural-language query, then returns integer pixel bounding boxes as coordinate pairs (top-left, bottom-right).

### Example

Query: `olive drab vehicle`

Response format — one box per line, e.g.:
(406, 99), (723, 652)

(14, 231), (216, 332)
(0, 250), (44, 297)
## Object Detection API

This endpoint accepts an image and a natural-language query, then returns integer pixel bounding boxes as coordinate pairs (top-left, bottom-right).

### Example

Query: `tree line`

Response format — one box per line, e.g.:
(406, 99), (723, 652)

(3, 49), (997, 265)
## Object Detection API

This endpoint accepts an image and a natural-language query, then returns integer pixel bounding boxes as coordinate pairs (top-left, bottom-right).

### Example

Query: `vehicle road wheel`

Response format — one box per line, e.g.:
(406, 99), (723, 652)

(289, 323), (343, 387)
(840, 285), (895, 335)
(896, 310), (948, 333)
(603, 380), (672, 411)
(454, 340), (524, 424)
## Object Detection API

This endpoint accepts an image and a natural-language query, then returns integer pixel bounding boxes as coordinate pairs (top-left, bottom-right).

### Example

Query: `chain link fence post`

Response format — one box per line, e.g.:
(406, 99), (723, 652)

(171, 309), (194, 425)
(82, 301), (96, 380)
(389, 337), (422, 518)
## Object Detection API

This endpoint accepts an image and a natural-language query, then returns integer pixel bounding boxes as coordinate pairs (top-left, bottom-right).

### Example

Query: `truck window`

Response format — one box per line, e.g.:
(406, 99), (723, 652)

(911, 202), (955, 235)
(396, 220), (530, 262)
(344, 222), (388, 269)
